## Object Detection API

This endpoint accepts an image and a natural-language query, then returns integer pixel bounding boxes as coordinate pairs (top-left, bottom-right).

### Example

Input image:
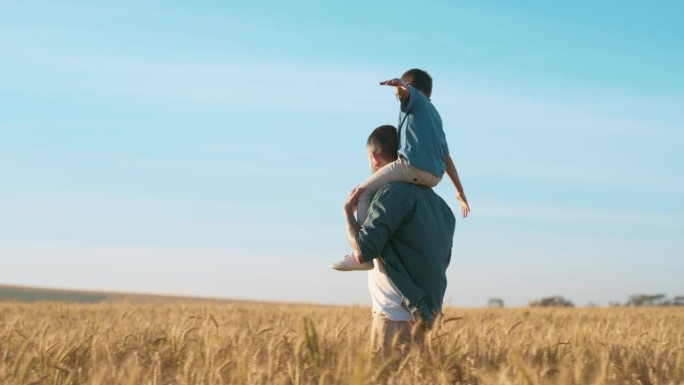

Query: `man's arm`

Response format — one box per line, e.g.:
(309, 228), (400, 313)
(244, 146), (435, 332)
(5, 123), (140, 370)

(344, 184), (410, 264)
(445, 154), (470, 218)
(343, 187), (364, 263)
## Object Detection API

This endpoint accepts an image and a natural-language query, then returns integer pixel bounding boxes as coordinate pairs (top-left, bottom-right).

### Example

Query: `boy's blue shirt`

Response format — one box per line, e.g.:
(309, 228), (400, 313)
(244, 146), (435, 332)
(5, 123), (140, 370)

(398, 86), (450, 177)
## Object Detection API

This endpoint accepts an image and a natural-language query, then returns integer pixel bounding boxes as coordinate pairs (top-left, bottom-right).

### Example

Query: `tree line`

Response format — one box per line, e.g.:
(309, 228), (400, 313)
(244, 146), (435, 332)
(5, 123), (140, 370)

(487, 294), (684, 308)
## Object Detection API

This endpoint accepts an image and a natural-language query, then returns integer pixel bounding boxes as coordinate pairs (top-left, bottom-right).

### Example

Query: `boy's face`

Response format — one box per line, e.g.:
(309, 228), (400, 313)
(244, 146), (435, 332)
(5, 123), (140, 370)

(399, 76), (411, 100)
(394, 87), (402, 101)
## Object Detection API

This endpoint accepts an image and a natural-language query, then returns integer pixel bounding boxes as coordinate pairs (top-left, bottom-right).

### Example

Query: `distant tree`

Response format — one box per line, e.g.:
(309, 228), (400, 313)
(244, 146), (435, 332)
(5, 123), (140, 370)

(529, 296), (574, 308)
(627, 294), (648, 307)
(647, 294), (667, 305)
(674, 296), (684, 306)
(627, 293), (669, 307)
(488, 298), (504, 308)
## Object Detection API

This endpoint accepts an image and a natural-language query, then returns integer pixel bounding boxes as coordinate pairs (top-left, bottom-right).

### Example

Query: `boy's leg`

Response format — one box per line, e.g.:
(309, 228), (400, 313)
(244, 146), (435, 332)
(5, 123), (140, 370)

(357, 158), (411, 225)
(403, 164), (442, 188)
(358, 160), (441, 224)
(332, 159), (440, 272)
(332, 160), (407, 271)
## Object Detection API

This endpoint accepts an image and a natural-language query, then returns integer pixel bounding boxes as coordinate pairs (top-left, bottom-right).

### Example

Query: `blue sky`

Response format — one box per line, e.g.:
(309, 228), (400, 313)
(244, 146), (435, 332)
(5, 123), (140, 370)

(1, 1), (682, 307)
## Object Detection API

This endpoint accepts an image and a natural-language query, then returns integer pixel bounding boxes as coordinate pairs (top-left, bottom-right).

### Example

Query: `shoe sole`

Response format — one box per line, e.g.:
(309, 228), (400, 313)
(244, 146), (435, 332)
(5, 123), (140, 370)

(331, 265), (374, 271)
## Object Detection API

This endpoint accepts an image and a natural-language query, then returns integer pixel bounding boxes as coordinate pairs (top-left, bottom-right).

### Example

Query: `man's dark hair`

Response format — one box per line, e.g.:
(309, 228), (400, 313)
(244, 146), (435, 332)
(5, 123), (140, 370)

(401, 68), (433, 98)
(367, 125), (398, 162)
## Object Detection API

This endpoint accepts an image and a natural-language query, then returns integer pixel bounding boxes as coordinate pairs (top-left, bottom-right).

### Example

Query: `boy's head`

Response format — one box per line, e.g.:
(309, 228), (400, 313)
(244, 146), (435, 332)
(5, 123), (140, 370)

(366, 125), (398, 172)
(401, 68), (433, 98)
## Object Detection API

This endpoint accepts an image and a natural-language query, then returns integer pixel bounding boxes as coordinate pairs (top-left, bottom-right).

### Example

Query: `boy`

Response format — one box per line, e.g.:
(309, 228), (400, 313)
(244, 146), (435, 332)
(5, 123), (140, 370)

(332, 68), (469, 271)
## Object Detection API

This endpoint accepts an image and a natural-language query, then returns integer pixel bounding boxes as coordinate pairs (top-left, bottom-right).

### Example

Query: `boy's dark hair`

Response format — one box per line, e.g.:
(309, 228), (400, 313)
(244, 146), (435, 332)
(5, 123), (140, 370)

(367, 125), (398, 162)
(401, 68), (433, 98)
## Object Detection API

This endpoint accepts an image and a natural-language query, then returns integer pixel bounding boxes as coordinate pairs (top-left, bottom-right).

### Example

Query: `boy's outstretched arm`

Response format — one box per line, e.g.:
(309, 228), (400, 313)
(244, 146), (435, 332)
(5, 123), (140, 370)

(445, 154), (470, 218)
(380, 78), (410, 101)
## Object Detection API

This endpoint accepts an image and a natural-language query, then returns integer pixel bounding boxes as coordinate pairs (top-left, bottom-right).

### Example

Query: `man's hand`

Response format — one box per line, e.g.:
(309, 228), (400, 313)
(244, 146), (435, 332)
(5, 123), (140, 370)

(456, 194), (470, 218)
(344, 187), (366, 212)
(343, 187), (365, 264)
(379, 78), (409, 100)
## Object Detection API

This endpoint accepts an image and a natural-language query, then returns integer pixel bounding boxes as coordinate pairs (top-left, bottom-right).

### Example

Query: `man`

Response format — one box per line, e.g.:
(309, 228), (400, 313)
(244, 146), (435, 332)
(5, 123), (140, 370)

(341, 124), (456, 353)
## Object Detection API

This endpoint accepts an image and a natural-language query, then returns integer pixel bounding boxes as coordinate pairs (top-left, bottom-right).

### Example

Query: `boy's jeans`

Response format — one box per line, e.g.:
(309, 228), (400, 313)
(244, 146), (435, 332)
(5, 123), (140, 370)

(357, 157), (441, 226)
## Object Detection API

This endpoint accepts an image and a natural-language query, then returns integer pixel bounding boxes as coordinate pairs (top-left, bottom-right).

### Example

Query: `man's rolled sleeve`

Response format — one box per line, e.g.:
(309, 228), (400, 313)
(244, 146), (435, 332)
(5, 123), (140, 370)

(356, 184), (410, 262)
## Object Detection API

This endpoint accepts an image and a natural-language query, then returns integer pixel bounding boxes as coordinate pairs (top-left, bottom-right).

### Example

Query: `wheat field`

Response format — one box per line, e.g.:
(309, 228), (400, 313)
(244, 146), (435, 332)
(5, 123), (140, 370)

(1, 302), (682, 385)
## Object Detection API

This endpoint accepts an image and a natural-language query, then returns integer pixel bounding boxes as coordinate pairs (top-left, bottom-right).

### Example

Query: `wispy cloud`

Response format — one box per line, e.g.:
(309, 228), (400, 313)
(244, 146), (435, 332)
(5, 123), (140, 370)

(473, 199), (682, 229)
(1, 39), (390, 114)
(437, 79), (683, 139)
(471, 160), (684, 190)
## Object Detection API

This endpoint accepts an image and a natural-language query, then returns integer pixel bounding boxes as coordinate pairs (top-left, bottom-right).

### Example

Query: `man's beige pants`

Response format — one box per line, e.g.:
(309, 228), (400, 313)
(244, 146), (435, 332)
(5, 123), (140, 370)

(370, 313), (434, 355)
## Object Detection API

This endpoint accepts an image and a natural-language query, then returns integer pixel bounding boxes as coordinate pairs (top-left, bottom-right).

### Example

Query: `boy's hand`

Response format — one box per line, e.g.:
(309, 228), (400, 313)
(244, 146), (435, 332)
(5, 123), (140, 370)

(380, 78), (409, 99)
(456, 194), (470, 218)
(379, 78), (406, 88)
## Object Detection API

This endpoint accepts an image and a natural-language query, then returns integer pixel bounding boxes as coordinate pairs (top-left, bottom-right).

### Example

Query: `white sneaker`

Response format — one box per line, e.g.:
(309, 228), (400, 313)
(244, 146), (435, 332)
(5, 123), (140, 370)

(331, 254), (374, 271)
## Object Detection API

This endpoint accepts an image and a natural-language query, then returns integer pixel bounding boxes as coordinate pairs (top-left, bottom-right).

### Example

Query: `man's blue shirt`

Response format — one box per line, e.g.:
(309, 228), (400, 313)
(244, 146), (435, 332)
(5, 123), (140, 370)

(357, 182), (456, 320)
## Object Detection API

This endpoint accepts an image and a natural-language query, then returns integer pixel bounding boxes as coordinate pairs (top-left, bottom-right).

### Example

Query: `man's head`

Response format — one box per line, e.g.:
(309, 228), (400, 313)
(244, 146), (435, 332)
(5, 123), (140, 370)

(366, 125), (398, 173)
(401, 68), (433, 99)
